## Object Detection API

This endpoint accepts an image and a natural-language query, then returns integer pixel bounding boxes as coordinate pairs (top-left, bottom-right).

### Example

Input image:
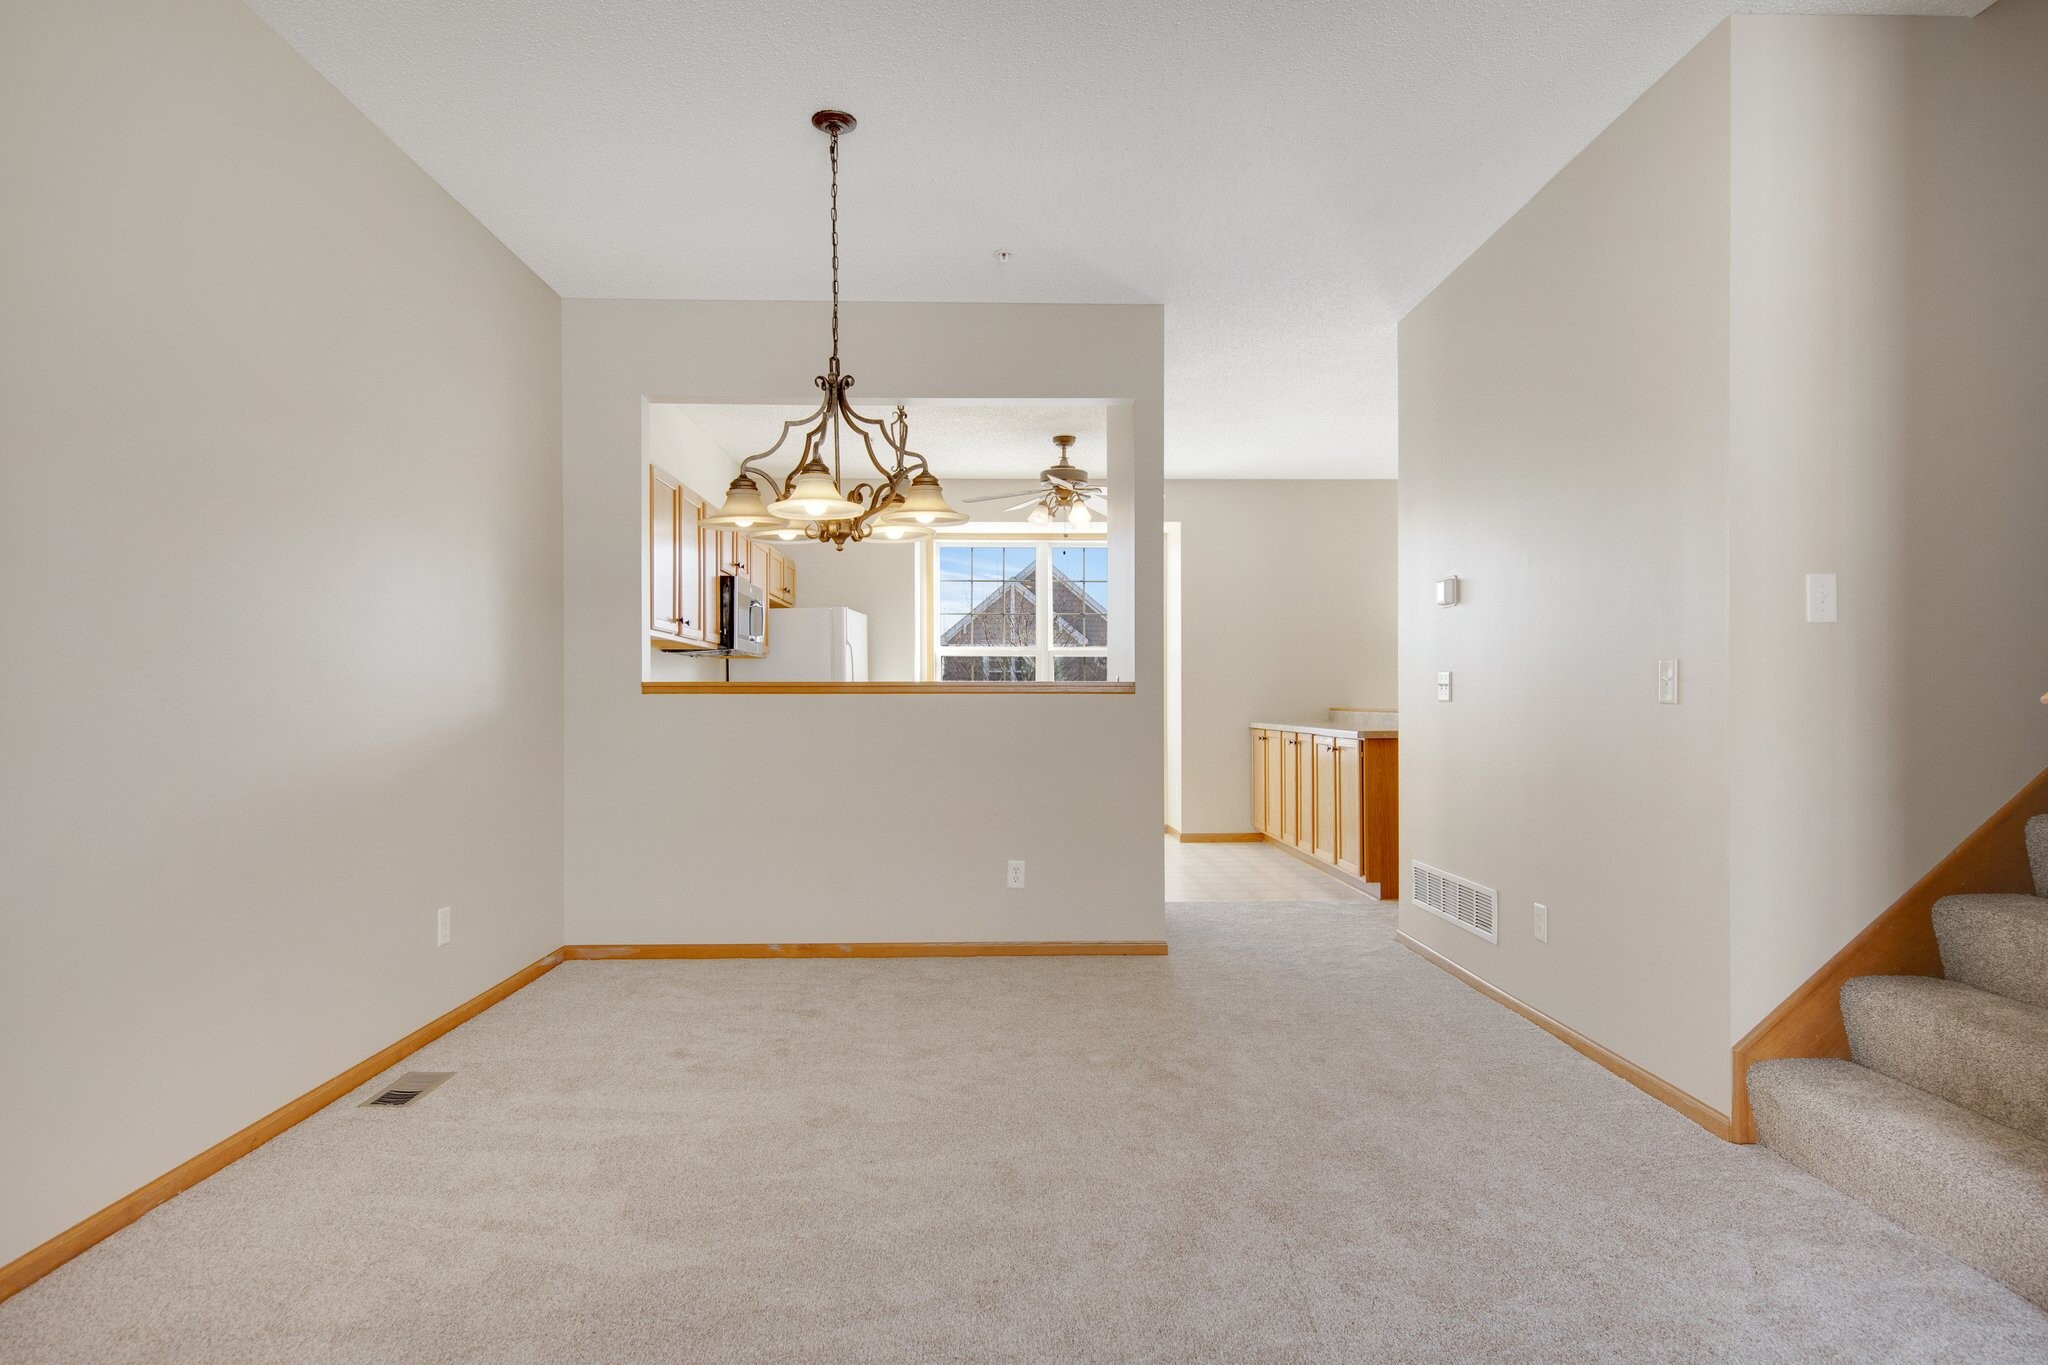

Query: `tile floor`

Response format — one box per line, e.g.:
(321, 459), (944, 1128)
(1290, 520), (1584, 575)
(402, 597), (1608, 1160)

(1164, 835), (1371, 902)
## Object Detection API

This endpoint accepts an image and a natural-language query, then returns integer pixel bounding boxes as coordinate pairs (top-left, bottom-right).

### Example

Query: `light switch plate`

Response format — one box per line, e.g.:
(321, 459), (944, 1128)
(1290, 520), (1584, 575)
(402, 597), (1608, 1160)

(1435, 576), (1460, 607)
(435, 906), (451, 947)
(1657, 659), (1679, 705)
(1436, 671), (1453, 702)
(1534, 903), (1548, 943)
(1805, 573), (1838, 623)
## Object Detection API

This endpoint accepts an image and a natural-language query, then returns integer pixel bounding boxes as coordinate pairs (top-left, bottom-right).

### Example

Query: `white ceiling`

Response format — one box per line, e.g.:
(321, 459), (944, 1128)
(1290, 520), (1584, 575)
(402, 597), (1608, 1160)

(246, 0), (1986, 479)
(669, 402), (1109, 482)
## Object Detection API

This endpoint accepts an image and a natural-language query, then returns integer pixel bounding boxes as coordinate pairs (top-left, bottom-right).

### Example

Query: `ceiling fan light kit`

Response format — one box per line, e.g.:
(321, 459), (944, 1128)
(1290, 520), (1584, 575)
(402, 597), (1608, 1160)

(963, 433), (1111, 529)
(701, 109), (969, 550)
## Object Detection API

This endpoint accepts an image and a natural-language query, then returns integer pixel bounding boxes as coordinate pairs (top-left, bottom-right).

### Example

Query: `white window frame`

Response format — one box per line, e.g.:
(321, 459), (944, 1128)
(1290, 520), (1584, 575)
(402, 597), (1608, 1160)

(925, 537), (1109, 683)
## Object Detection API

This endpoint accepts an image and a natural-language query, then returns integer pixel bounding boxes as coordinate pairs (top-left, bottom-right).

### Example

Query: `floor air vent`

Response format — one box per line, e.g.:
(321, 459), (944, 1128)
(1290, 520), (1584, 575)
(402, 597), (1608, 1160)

(1411, 861), (1498, 943)
(359, 1071), (454, 1108)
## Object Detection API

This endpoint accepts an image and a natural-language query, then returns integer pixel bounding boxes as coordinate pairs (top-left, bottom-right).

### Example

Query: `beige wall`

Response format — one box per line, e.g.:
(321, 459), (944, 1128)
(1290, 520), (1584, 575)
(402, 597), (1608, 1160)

(1398, 26), (1736, 1108)
(0, 0), (564, 1266)
(565, 301), (1164, 945)
(1398, 1), (2048, 1116)
(1166, 481), (1398, 835)
(1726, 4), (2048, 1032)
(767, 539), (922, 681)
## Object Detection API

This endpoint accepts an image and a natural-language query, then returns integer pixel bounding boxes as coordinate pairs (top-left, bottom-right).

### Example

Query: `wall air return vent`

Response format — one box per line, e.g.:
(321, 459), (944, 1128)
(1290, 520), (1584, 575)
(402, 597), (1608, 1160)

(359, 1071), (454, 1108)
(1411, 861), (1498, 943)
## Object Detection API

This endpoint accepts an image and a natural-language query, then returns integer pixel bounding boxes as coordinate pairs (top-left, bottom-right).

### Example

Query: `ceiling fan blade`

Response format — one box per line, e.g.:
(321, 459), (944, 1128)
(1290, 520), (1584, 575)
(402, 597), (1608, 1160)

(1044, 475), (1077, 490)
(1004, 499), (1044, 512)
(962, 489), (1043, 504)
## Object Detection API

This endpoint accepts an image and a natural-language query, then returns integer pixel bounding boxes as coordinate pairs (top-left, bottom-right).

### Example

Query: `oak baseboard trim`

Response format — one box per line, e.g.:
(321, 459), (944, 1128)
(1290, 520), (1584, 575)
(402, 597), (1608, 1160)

(563, 941), (1170, 959)
(1727, 763), (2048, 1143)
(1175, 832), (1267, 844)
(1396, 931), (1735, 1143)
(0, 948), (565, 1306)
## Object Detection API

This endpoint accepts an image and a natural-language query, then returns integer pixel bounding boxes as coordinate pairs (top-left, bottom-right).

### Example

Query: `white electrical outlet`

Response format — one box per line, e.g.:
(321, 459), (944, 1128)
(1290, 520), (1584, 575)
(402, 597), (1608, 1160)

(1007, 860), (1026, 889)
(1657, 659), (1680, 705)
(1805, 573), (1838, 623)
(1533, 902), (1548, 943)
(435, 906), (451, 947)
(1436, 670), (1453, 702)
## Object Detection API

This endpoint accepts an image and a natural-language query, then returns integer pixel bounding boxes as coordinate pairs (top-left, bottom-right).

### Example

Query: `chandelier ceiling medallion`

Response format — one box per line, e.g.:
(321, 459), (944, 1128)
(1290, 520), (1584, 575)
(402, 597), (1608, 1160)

(703, 110), (968, 551)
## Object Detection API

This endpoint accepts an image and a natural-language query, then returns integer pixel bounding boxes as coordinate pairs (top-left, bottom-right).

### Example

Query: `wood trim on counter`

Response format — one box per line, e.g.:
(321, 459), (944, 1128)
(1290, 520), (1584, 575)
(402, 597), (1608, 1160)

(1727, 764), (2048, 1143)
(563, 941), (1169, 960)
(1398, 932), (1736, 1142)
(642, 681), (1136, 695)
(0, 949), (567, 1306)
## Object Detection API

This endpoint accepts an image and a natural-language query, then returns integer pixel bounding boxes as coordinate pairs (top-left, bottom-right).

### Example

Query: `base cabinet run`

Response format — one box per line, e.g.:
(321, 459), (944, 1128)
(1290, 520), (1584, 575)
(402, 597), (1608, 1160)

(1250, 727), (1397, 891)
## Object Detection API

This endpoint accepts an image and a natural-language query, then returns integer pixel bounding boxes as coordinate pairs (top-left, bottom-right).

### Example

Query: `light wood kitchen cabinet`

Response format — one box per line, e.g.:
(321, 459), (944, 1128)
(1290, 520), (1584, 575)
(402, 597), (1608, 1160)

(772, 551), (797, 607)
(1279, 731), (1301, 845)
(1313, 735), (1338, 862)
(1335, 735), (1362, 876)
(1249, 723), (1399, 894)
(649, 468), (799, 652)
(1249, 730), (1261, 827)
(650, 466), (711, 650)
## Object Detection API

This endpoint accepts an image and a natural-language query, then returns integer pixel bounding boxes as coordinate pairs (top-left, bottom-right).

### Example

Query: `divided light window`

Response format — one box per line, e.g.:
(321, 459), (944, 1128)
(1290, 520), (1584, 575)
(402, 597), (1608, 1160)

(933, 541), (1110, 683)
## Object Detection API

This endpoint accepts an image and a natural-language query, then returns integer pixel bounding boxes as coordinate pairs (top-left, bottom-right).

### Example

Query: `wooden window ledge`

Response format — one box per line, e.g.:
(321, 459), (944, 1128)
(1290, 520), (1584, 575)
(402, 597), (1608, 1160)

(640, 681), (1136, 695)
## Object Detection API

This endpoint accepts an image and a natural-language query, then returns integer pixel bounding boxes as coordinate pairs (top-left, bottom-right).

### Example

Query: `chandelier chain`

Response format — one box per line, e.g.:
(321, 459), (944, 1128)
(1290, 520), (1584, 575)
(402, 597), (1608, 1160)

(829, 129), (840, 370)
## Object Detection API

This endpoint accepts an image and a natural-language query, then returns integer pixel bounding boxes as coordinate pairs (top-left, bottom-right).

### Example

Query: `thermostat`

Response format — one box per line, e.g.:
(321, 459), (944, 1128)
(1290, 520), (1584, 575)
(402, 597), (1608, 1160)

(1435, 576), (1460, 607)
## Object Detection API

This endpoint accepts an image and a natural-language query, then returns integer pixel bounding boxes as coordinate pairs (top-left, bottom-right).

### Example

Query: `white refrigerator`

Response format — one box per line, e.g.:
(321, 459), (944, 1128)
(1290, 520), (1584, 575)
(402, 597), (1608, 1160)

(730, 607), (868, 682)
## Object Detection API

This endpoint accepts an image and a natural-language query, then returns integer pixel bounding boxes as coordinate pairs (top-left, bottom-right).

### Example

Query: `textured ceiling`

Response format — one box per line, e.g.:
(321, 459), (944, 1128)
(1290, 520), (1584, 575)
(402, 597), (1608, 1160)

(246, 0), (1987, 478)
(667, 402), (1110, 482)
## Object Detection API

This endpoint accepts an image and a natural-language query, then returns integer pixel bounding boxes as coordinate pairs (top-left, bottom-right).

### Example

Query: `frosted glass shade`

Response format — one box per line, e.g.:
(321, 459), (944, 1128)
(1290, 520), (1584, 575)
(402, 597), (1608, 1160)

(768, 466), (862, 522)
(702, 475), (787, 530)
(872, 472), (967, 528)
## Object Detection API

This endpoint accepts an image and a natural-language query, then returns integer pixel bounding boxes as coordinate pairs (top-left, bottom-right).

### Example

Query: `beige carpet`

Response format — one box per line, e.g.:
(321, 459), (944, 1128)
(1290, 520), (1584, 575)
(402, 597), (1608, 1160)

(5, 900), (2047, 1363)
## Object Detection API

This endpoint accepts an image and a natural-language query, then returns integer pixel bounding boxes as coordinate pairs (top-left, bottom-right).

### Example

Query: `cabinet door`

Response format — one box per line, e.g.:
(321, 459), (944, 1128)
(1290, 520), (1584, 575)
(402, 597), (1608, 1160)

(1250, 735), (1263, 837)
(676, 486), (707, 644)
(781, 553), (798, 605)
(649, 466), (683, 642)
(1361, 736), (1400, 893)
(1314, 737), (1339, 863)
(747, 539), (769, 590)
(1335, 737), (1363, 876)
(1263, 725), (1283, 837)
(699, 526), (722, 644)
(1279, 733), (1299, 844)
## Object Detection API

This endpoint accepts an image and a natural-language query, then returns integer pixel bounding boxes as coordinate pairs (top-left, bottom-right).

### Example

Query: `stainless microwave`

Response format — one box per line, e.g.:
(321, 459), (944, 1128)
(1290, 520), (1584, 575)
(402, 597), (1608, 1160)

(718, 573), (768, 656)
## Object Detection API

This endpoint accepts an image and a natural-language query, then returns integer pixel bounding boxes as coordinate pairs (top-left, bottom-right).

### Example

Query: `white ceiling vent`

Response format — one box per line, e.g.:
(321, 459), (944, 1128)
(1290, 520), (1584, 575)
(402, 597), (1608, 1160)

(1412, 861), (1498, 943)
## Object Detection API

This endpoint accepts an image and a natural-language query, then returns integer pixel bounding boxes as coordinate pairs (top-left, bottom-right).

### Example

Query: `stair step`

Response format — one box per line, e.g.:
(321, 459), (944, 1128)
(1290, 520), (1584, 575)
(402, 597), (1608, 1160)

(1748, 1057), (2048, 1308)
(1841, 975), (2048, 1141)
(2030, 814), (2048, 898)
(1936, 892), (2048, 1010)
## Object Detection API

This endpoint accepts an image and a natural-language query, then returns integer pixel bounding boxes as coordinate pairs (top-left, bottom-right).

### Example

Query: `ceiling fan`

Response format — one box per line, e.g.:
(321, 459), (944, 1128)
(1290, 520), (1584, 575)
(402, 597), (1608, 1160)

(963, 434), (1110, 528)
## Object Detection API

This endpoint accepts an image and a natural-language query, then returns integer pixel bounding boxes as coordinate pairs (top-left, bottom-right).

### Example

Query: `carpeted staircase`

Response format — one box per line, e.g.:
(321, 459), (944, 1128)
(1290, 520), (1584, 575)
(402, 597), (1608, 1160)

(1748, 815), (2048, 1309)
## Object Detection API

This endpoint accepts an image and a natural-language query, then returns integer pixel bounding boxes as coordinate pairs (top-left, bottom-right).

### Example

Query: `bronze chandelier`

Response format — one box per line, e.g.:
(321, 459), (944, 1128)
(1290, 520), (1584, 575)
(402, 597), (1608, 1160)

(702, 110), (967, 550)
